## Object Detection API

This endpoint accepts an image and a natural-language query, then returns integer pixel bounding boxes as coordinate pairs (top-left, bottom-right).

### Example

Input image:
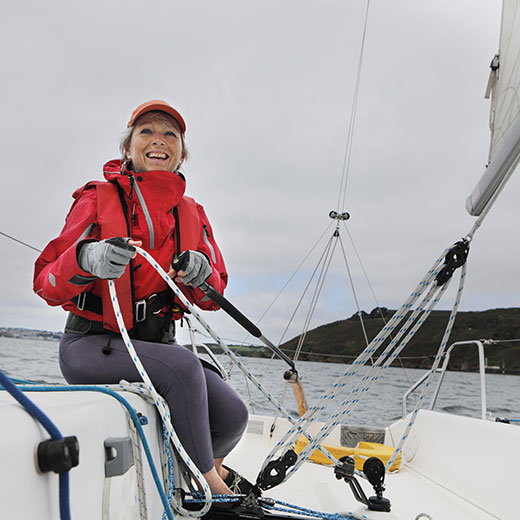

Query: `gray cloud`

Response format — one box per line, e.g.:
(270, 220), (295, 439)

(0, 0), (514, 347)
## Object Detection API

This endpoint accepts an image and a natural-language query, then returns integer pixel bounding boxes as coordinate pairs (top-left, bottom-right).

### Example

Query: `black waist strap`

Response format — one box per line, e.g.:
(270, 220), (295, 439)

(70, 288), (182, 322)
(64, 312), (177, 343)
(64, 312), (109, 335)
(71, 291), (103, 314)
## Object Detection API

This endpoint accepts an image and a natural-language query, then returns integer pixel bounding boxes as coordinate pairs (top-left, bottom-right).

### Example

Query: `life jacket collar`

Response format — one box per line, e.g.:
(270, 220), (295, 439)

(103, 159), (186, 211)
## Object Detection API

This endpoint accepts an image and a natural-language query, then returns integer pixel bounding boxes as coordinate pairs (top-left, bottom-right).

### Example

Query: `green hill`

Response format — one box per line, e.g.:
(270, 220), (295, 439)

(280, 307), (520, 373)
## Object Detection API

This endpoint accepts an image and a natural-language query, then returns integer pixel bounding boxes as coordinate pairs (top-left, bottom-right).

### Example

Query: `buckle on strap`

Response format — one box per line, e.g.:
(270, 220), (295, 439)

(76, 291), (87, 312)
(135, 293), (161, 323)
(146, 293), (162, 315)
(135, 300), (147, 323)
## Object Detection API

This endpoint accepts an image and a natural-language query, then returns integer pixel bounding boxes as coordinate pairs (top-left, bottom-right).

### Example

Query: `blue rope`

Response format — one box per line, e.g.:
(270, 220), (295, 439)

(161, 420), (175, 520)
(184, 494), (359, 519)
(185, 492), (242, 503)
(0, 370), (71, 520)
(265, 499), (361, 520)
(5, 383), (176, 520)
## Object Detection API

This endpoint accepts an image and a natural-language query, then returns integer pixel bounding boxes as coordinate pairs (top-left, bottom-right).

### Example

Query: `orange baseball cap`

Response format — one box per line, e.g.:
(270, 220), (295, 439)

(127, 100), (186, 133)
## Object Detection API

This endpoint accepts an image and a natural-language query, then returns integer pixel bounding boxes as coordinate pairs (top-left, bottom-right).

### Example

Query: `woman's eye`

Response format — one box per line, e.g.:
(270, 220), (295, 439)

(140, 128), (152, 134)
(165, 131), (177, 138)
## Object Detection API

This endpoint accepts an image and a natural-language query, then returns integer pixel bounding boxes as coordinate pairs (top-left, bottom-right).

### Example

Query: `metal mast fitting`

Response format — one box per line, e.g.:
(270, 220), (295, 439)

(329, 211), (350, 221)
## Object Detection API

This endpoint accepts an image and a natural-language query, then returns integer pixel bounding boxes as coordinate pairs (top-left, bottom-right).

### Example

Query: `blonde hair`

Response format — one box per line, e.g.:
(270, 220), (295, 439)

(120, 110), (189, 169)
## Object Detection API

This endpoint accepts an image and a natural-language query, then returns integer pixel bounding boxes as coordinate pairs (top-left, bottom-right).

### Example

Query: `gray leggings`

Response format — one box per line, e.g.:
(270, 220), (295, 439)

(59, 332), (248, 473)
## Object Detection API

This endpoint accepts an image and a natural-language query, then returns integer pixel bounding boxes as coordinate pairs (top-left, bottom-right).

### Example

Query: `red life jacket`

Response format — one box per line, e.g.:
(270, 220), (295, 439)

(34, 160), (227, 332)
(92, 181), (202, 332)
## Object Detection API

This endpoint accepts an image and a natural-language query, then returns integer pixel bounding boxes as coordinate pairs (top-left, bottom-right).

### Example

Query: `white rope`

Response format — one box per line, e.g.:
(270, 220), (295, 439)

(125, 414), (148, 519)
(110, 244), (466, 494)
(131, 248), (342, 466)
(108, 280), (213, 517)
(258, 245), (455, 481)
(284, 280), (452, 480)
(384, 263), (467, 470)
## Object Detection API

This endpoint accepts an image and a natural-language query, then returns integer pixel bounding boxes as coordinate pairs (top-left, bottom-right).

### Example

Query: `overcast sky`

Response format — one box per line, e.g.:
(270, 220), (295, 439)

(0, 0), (514, 347)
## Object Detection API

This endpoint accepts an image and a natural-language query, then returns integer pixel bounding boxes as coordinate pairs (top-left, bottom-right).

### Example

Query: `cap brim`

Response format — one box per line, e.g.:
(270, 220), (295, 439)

(127, 103), (186, 133)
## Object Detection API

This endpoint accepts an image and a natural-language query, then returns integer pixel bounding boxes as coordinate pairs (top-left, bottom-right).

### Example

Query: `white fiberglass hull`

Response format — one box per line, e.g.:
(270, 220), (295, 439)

(1, 387), (517, 519)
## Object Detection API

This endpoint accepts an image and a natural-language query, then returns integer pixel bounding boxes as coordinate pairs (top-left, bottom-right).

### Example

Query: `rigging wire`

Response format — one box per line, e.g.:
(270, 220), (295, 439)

(238, 0), (374, 352)
(240, 221), (334, 346)
(342, 221), (412, 386)
(338, 233), (396, 441)
(260, 232), (338, 427)
(264, 232), (338, 431)
(293, 236), (339, 362)
(337, 233), (369, 347)
(282, 349), (433, 361)
(335, 0), (372, 213)
(231, 0), (377, 421)
(0, 231), (41, 253)
(277, 234), (336, 347)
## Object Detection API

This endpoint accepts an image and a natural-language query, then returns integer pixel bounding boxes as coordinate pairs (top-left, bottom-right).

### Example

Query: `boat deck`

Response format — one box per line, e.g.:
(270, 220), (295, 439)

(225, 412), (517, 520)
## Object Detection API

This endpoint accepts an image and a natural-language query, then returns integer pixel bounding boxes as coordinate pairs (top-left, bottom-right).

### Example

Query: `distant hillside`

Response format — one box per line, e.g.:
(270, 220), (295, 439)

(280, 308), (520, 373)
(3, 308), (520, 373)
(0, 327), (61, 341)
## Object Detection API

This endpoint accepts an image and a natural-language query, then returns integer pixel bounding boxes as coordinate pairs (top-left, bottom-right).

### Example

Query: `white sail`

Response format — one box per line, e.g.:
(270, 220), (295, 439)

(466, 0), (520, 216)
(487, 0), (520, 160)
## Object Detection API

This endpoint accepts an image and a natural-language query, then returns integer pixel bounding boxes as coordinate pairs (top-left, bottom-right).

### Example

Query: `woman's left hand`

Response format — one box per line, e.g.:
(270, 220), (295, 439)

(168, 250), (212, 287)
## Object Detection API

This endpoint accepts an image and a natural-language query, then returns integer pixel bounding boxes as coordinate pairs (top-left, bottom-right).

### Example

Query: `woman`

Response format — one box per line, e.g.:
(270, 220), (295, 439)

(33, 100), (250, 495)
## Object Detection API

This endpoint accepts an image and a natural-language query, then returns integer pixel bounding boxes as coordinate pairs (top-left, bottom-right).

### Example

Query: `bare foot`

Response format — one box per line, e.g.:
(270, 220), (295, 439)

(215, 458), (229, 481)
(203, 466), (232, 494)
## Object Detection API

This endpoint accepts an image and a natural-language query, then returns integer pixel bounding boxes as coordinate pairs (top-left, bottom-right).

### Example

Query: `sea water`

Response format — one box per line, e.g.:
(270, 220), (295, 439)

(1, 336), (519, 427)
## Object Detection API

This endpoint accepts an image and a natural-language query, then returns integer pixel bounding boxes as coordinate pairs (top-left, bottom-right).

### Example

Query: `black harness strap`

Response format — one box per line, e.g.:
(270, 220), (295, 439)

(172, 205), (181, 256)
(71, 288), (178, 317)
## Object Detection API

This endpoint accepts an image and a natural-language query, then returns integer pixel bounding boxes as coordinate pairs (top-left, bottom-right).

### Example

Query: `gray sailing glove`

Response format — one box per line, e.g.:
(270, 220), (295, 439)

(78, 237), (136, 279)
(174, 250), (212, 287)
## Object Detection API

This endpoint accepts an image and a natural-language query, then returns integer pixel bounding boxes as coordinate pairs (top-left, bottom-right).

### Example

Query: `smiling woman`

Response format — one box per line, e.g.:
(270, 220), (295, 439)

(120, 104), (189, 173)
(32, 99), (252, 497)
(127, 113), (184, 173)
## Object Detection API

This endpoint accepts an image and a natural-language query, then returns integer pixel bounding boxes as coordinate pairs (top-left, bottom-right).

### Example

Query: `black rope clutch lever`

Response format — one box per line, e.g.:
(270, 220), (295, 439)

(198, 281), (296, 371)
(198, 282), (310, 415)
(172, 254), (308, 414)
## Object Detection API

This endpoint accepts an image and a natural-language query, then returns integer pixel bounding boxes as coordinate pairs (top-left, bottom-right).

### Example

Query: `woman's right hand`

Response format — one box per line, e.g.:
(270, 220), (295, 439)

(78, 237), (142, 279)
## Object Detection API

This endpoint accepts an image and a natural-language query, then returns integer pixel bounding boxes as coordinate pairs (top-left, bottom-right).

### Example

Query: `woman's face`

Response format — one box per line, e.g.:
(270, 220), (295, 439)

(127, 113), (184, 173)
